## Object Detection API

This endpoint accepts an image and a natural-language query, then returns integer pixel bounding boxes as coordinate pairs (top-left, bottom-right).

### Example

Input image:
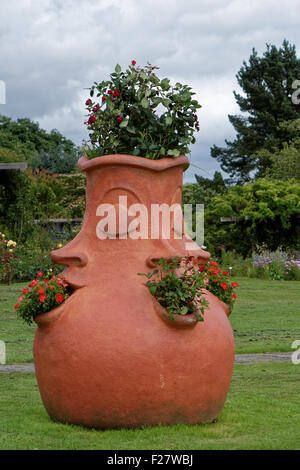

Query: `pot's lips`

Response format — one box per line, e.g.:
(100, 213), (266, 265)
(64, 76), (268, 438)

(78, 154), (190, 173)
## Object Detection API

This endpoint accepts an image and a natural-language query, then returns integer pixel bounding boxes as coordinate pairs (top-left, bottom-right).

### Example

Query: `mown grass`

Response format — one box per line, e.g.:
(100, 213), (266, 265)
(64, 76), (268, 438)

(0, 363), (299, 450)
(0, 278), (300, 362)
(230, 278), (300, 353)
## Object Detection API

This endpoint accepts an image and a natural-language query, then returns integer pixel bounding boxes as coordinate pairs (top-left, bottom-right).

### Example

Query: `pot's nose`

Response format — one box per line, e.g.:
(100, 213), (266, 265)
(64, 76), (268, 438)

(51, 246), (88, 268)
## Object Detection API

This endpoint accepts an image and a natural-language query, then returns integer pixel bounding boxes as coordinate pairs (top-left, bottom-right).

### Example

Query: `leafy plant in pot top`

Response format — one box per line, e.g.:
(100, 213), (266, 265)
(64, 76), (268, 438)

(139, 257), (239, 322)
(84, 60), (201, 159)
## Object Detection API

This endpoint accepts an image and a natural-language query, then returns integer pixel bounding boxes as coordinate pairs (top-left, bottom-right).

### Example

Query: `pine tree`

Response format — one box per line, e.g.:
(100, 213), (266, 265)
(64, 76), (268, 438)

(211, 40), (300, 182)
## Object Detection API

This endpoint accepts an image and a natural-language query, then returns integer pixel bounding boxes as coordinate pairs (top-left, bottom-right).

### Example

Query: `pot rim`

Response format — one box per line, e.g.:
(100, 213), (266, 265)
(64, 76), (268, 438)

(33, 303), (63, 327)
(78, 154), (190, 173)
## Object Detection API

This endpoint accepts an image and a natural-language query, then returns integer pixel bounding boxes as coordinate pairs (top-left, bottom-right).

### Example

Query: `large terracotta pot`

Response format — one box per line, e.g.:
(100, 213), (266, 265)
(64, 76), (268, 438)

(33, 154), (235, 429)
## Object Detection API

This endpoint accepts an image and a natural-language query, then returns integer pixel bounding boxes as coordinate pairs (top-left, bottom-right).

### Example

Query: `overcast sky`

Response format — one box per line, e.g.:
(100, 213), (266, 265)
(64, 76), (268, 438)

(0, 0), (300, 182)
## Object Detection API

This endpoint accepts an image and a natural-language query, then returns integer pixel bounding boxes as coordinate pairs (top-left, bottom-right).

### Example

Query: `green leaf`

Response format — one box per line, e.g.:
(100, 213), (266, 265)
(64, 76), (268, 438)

(150, 285), (157, 295)
(141, 98), (150, 109)
(152, 97), (161, 107)
(181, 306), (188, 315)
(115, 64), (121, 74)
(161, 78), (170, 90)
(165, 116), (172, 126)
(119, 119), (129, 128)
(125, 73), (136, 83)
(167, 149), (180, 157)
(162, 98), (171, 108)
(126, 126), (136, 134)
(140, 71), (148, 80)
(106, 99), (113, 111)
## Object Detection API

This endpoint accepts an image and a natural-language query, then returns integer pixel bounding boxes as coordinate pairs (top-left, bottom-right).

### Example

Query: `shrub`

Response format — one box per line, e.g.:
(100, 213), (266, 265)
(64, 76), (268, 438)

(205, 178), (300, 256)
(84, 61), (201, 159)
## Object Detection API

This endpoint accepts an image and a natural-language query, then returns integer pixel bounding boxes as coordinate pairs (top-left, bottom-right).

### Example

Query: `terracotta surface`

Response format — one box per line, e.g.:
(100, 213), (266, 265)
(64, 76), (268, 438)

(33, 154), (235, 429)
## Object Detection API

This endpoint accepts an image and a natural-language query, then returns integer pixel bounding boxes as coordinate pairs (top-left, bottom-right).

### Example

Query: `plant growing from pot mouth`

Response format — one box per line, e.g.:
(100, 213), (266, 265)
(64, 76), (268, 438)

(15, 271), (73, 325)
(138, 256), (240, 321)
(84, 60), (201, 160)
(138, 256), (208, 322)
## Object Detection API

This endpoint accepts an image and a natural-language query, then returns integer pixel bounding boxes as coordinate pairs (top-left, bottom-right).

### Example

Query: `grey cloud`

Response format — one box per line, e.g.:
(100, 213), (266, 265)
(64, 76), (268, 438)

(0, 0), (299, 182)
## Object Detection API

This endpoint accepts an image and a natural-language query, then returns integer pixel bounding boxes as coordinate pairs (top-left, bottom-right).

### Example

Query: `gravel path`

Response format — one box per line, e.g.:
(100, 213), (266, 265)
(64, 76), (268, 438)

(0, 352), (294, 373)
(234, 351), (293, 364)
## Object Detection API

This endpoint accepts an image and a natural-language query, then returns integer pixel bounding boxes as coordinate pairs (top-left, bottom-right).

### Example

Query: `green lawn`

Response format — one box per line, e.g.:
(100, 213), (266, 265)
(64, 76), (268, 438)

(0, 278), (299, 363)
(0, 363), (299, 450)
(230, 278), (300, 353)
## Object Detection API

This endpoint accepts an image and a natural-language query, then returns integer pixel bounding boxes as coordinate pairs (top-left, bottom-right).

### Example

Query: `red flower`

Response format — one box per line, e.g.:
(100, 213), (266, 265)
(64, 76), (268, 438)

(131, 60), (136, 65)
(210, 261), (218, 267)
(28, 280), (38, 287)
(55, 294), (64, 303)
(220, 282), (227, 290)
(14, 303), (20, 310)
(101, 96), (106, 102)
(38, 288), (45, 294)
(222, 271), (230, 275)
(37, 271), (43, 277)
(113, 90), (120, 97)
(88, 115), (96, 125)
(199, 266), (205, 272)
(116, 115), (124, 124)
(39, 295), (47, 303)
(108, 90), (113, 95)
(232, 292), (237, 299)
(93, 105), (100, 111)
(231, 282), (239, 288)
(130, 109), (135, 115)
(85, 99), (92, 106)
(22, 288), (29, 294)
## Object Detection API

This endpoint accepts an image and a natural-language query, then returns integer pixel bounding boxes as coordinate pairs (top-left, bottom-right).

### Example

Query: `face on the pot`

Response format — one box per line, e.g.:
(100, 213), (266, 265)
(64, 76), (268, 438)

(50, 163), (209, 299)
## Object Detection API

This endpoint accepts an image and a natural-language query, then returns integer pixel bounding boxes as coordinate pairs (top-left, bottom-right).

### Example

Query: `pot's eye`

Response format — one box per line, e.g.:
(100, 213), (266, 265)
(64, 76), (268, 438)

(96, 188), (141, 239)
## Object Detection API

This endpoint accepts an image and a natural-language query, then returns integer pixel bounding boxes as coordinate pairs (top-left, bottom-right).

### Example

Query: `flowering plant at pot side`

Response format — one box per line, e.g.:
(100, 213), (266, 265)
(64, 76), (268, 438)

(14, 271), (73, 325)
(203, 260), (239, 312)
(84, 60), (201, 160)
(138, 257), (239, 321)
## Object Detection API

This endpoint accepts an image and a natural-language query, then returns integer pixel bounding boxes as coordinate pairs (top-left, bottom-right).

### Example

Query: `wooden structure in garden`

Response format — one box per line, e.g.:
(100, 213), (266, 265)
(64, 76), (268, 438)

(0, 162), (28, 172)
